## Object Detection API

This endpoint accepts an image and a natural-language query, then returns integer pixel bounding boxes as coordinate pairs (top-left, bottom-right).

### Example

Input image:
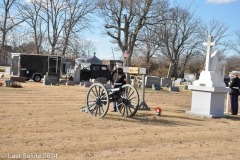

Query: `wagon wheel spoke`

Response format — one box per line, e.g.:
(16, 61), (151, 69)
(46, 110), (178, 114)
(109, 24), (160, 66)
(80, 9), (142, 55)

(117, 84), (139, 117)
(86, 83), (109, 118)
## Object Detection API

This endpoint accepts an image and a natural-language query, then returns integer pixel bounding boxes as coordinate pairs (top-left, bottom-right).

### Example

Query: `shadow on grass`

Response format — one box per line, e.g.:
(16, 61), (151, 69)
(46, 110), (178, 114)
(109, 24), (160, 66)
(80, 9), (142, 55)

(103, 111), (206, 127)
(102, 109), (240, 127)
(227, 115), (240, 121)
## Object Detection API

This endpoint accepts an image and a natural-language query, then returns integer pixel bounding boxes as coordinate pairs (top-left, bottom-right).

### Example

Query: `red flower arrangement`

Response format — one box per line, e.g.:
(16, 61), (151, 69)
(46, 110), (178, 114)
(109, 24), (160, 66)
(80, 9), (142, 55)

(0, 82), (3, 86)
(154, 107), (162, 116)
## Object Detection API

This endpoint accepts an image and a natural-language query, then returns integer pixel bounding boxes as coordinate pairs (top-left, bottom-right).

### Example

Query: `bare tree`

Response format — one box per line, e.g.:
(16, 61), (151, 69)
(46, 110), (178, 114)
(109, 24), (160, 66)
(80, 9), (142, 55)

(157, 4), (202, 79)
(97, 0), (169, 67)
(77, 39), (96, 57)
(198, 18), (230, 55)
(62, 35), (97, 65)
(134, 26), (162, 70)
(226, 55), (240, 73)
(0, 0), (24, 64)
(60, 0), (96, 56)
(40, 0), (96, 55)
(17, 0), (46, 54)
(231, 30), (240, 55)
(40, 0), (68, 55)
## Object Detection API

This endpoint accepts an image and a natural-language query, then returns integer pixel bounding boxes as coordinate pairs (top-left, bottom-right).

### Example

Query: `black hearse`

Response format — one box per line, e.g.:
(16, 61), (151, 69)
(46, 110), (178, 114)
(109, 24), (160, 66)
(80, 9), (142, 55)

(11, 53), (62, 82)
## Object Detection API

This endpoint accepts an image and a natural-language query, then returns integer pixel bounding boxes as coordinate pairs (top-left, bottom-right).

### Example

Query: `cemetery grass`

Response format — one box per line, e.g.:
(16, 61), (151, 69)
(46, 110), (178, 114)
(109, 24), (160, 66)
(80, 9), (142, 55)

(1, 77), (240, 160)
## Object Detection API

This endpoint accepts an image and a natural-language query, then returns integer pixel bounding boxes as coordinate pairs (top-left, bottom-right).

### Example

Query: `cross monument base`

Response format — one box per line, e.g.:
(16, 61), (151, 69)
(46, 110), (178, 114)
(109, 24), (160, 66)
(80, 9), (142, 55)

(186, 85), (230, 118)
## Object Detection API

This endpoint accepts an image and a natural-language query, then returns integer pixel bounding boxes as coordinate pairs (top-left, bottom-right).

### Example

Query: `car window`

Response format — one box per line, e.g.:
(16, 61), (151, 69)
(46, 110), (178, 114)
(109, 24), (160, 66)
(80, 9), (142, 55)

(101, 66), (107, 70)
(93, 66), (100, 70)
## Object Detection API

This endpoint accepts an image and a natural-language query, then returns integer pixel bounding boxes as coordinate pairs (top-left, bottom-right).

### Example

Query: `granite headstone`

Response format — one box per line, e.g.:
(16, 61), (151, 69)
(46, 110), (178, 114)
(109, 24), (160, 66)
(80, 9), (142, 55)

(145, 76), (160, 88)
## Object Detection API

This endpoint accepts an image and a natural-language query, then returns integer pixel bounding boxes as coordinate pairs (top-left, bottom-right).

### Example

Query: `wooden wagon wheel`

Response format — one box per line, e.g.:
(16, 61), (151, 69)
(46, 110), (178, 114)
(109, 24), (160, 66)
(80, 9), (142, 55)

(86, 83), (109, 118)
(117, 84), (139, 117)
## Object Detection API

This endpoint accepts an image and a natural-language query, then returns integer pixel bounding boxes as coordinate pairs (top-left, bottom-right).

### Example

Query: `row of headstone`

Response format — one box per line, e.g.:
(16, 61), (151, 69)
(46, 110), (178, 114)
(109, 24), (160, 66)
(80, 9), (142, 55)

(144, 76), (173, 89)
(144, 74), (197, 88)
(144, 76), (192, 92)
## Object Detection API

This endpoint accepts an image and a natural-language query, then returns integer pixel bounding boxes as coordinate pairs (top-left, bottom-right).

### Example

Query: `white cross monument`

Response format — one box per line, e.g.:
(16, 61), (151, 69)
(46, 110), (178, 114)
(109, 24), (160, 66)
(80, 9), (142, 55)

(187, 35), (230, 118)
(203, 36), (216, 71)
(193, 36), (226, 87)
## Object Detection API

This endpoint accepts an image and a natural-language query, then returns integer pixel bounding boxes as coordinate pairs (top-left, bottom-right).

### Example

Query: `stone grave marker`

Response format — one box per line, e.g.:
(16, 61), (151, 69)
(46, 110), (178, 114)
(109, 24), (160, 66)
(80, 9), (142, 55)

(5, 67), (11, 75)
(96, 77), (107, 84)
(173, 78), (183, 85)
(145, 76), (160, 88)
(169, 86), (180, 92)
(161, 78), (172, 87)
(10, 76), (26, 82)
(43, 75), (59, 85)
(66, 80), (74, 86)
(60, 79), (68, 85)
(84, 81), (92, 87)
(152, 84), (160, 90)
(184, 73), (196, 85)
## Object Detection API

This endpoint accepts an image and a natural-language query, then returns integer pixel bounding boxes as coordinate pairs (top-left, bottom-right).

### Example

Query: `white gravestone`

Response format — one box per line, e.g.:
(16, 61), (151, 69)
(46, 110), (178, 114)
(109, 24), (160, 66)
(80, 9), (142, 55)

(73, 58), (81, 84)
(184, 74), (196, 85)
(187, 35), (230, 118)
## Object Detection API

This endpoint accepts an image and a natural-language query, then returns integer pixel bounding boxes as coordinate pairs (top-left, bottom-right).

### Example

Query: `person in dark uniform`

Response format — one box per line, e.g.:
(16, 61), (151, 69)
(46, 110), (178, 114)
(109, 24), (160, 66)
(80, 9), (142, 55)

(229, 73), (240, 115)
(110, 62), (126, 112)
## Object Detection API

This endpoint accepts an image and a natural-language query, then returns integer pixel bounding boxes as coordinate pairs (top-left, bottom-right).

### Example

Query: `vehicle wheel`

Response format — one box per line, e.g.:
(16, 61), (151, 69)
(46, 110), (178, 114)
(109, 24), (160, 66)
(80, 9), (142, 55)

(33, 75), (41, 82)
(81, 74), (90, 81)
(117, 84), (139, 117)
(86, 83), (109, 118)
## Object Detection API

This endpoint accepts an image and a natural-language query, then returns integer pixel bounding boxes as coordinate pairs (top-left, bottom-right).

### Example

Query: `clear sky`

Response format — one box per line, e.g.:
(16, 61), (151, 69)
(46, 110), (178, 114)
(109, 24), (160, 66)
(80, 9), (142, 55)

(85, 0), (240, 60)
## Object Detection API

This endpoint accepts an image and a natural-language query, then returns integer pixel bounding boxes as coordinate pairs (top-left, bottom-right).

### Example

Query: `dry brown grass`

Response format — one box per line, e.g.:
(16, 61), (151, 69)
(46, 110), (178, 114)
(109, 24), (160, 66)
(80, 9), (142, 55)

(0, 75), (240, 160)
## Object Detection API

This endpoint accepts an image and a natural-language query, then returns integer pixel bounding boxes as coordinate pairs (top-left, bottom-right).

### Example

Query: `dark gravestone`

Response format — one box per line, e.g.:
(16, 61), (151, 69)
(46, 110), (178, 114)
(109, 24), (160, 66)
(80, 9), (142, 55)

(10, 76), (26, 82)
(43, 75), (59, 85)
(84, 81), (93, 87)
(60, 79), (68, 84)
(66, 80), (74, 86)
(96, 77), (107, 84)
(169, 86), (180, 92)
(161, 78), (172, 87)
(46, 72), (60, 80)
(152, 84), (160, 90)
(145, 76), (160, 88)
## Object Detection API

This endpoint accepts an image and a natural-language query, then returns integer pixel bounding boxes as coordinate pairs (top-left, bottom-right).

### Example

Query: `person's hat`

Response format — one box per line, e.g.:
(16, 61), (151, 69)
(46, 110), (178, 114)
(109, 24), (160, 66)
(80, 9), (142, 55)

(116, 62), (122, 69)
